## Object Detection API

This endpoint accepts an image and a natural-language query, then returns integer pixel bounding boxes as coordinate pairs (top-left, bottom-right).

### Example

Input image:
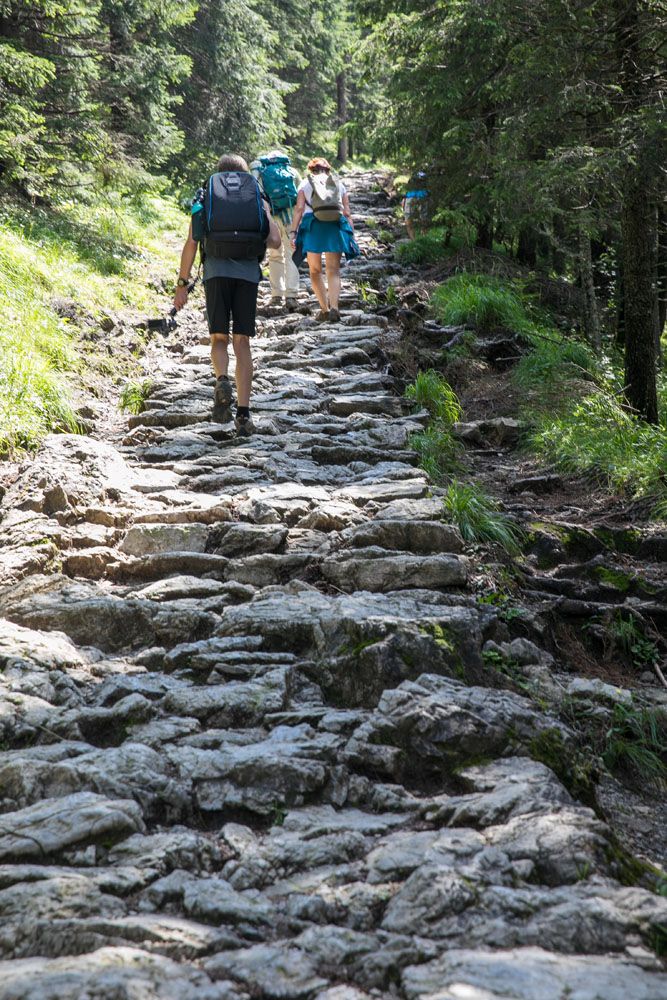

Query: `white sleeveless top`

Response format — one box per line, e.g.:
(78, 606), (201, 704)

(298, 177), (347, 215)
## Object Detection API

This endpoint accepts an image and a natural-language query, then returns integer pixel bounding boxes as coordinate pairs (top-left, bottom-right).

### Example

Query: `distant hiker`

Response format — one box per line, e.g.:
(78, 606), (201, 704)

(173, 153), (280, 436)
(250, 151), (301, 310)
(402, 170), (430, 239)
(290, 157), (359, 323)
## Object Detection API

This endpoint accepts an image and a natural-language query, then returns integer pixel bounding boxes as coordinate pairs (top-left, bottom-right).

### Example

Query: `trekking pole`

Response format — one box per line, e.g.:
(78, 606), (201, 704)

(146, 274), (199, 333)
(168, 277), (198, 319)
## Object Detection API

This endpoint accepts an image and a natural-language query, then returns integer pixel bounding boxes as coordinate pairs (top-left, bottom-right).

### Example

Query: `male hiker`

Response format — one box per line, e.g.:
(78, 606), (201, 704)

(173, 153), (280, 436)
(402, 169), (430, 239)
(250, 150), (301, 310)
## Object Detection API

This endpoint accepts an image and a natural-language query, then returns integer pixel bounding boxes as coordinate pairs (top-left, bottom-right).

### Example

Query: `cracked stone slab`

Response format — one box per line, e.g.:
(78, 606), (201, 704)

(401, 946), (667, 1000)
(0, 946), (239, 1000)
(0, 793), (145, 861)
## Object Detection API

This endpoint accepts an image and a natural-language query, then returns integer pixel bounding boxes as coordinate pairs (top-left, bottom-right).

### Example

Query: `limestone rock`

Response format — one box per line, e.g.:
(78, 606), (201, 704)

(402, 946), (667, 1000)
(321, 548), (468, 592)
(0, 793), (144, 861)
(0, 946), (236, 999)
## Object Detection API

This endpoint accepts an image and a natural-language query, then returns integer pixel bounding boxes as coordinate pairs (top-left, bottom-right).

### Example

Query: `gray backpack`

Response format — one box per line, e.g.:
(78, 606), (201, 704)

(308, 172), (343, 222)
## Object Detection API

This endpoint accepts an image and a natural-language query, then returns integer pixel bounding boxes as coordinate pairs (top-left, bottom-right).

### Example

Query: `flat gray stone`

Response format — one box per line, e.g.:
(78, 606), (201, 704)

(340, 520), (463, 554)
(119, 523), (210, 556)
(322, 550), (468, 592)
(0, 946), (234, 999)
(0, 793), (144, 861)
(205, 942), (328, 998)
(402, 946), (667, 1000)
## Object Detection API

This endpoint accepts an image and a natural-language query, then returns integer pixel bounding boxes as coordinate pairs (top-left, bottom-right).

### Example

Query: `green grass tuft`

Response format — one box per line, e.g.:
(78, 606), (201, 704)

(405, 369), (462, 424)
(119, 379), (154, 415)
(603, 703), (667, 789)
(443, 481), (524, 554)
(514, 334), (598, 391)
(410, 424), (461, 483)
(432, 273), (532, 333)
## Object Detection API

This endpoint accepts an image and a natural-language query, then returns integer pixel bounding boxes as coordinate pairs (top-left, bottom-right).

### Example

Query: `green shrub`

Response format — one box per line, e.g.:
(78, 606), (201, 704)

(405, 370), (462, 424)
(432, 274), (531, 333)
(410, 424), (461, 483)
(396, 227), (449, 265)
(443, 481), (524, 554)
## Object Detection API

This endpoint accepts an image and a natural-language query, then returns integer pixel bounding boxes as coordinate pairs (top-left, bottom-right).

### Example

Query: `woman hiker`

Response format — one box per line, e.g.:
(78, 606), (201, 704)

(290, 157), (358, 323)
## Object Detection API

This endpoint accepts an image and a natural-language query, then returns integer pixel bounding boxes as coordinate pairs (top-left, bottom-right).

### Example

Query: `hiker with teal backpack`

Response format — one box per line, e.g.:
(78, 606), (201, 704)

(173, 153), (280, 436)
(290, 157), (359, 323)
(402, 170), (430, 239)
(251, 151), (301, 310)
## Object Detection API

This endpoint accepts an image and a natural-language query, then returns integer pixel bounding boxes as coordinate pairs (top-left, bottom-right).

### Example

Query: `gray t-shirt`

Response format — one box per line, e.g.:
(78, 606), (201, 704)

(203, 256), (262, 284)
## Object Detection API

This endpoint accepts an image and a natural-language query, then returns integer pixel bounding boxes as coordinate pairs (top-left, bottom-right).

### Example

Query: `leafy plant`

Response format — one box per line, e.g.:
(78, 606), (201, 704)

(477, 591), (523, 622)
(432, 274), (531, 334)
(405, 370), (462, 424)
(443, 481), (524, 554)
(482, 647), (530, 693)
(607, 613), (659, 670)
(357, 281), (379, 308)
(119, 379), (154, 415)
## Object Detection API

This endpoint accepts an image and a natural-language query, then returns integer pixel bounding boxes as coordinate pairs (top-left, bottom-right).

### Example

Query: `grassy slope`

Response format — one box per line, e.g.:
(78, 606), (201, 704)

(0, 189), (184, 453)
(432, 272), (667, 506)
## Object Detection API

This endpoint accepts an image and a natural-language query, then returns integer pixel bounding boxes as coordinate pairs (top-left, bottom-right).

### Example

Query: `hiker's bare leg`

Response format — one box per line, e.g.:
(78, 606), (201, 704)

(210, 333), (229, 377)
(405, 217), (415, 239)
(307, 252), (329, 312)
(324, 253), (341, 311)
(232, 334), (253, 408)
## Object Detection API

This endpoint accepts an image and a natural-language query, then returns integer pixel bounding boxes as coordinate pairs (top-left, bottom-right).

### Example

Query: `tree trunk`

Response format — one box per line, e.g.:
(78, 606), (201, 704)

(579, 228), (601, 350)
(517, 227), (537, 268)
(476, 216), (493, 251)
(336, 69), (348, 164)
(615, 245), (625, 348)
(657, 203), (667, 350)
(552, 214), (566, 275)
(622, 167), (659, 423)
(615, 0), (659, 421)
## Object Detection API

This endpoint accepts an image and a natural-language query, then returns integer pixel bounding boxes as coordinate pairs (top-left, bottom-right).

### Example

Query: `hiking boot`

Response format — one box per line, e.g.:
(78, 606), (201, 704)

(328, 307), (341, 323)
(270, 296), (283, 308)
(315, 309), (330, 323)
(234, 413), (255, 437)
(285, 297), (299, 311)
(212, 375), (233, 423)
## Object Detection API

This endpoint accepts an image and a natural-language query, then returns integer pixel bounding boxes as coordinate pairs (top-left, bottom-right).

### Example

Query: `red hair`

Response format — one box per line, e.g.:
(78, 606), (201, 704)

(307, 157), (331, 172)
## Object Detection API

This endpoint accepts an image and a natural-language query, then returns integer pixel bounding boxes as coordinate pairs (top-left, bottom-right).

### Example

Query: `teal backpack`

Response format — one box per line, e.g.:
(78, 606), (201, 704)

(258, 154), (298, 214)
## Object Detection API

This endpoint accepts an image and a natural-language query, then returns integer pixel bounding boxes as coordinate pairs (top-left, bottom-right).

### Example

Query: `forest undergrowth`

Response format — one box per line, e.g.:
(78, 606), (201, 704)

(425, 270), (667, 511)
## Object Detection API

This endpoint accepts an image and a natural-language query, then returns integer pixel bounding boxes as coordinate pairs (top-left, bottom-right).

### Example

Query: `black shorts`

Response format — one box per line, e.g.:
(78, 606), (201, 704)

(204, 277), (258, 337)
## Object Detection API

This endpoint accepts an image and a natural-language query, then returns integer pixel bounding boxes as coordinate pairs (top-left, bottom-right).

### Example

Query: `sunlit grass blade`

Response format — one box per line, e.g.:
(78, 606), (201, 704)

(443, 480), (524, 554)
(405, 369), (462, 425)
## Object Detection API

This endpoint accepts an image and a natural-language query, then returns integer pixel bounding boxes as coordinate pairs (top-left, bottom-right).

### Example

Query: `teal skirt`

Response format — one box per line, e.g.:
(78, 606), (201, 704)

(298, 213), (359, 256)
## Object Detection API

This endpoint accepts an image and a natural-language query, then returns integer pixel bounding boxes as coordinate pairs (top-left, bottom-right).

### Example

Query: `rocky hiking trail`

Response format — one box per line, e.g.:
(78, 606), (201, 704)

(0, 170), (666, 999)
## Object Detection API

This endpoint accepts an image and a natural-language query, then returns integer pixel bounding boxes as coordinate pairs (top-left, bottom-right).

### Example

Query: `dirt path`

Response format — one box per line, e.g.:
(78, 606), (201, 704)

(0, 171), (665, 1000)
